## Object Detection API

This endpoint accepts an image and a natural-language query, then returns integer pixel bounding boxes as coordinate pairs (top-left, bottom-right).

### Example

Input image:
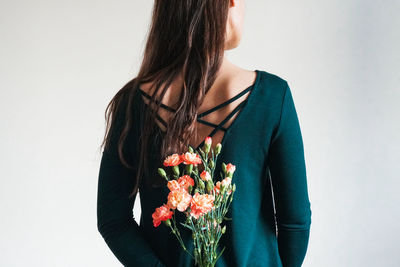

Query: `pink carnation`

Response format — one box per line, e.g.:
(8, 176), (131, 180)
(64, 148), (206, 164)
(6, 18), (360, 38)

(190, 192), (215, 219)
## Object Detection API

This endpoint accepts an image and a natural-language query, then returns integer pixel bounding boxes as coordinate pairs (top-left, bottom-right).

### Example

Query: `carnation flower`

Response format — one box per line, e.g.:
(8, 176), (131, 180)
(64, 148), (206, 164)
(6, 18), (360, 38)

(167, 180), (181, 191)
(213, 177), (232, 196)
(221, 177), (232, 188)
(180, 152), (202, 166)
(163, 153), (183, 166)
(190, 192), (215, 219)
(204, 136), (212, 146)
(167, 187), (192, 212)
(225, 163), (236, 175)
(200, 170), (211, 181)
(177, 175), (195, 191)
(152, 204), (173, 227)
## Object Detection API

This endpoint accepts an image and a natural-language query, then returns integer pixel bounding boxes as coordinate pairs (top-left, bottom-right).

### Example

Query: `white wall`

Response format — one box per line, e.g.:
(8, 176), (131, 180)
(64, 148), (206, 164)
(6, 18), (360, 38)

(0, 0), (398, 266)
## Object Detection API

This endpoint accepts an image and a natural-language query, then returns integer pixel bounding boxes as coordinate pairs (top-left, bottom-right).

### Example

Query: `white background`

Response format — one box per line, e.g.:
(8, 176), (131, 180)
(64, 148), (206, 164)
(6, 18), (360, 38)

(1, 0), (399, 266)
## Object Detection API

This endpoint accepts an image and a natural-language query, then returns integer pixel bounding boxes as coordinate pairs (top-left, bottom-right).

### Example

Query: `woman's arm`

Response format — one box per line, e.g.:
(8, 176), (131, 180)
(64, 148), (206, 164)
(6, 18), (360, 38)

(267, 82), (312, 267)
(96, 100), (165, 267)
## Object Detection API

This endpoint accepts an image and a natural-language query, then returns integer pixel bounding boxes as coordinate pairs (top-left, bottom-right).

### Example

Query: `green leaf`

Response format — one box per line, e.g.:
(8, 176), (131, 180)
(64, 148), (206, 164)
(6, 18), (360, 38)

(213, 246), (226, 264)
(180, 222), (194, 231)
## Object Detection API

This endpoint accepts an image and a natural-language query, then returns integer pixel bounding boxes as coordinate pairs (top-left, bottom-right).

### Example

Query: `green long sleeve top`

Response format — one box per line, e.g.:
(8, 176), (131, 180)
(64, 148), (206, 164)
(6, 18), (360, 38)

(97, 70), (312, 267)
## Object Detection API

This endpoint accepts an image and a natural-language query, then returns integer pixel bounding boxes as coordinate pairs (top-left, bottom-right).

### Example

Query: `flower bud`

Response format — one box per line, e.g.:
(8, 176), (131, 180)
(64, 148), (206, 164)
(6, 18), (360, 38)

(206, 180), (214, 193)
(203, 144), (210, 155)
(221, 225), (226, 234)
(226, 163), (236, 177)
(222, 163), (226, 174)
(209, 158), (214, 169)
(214, 143), (222, 155)
(232, 183), (236, 192)
(198, 179), (205, 190)
(185, 163), (193, 175)
(158, 168), (168, 181)
(188, 146), (194, 153)
(203, 137), (212, 155)
(173, 165), (180, 176)
(205, 136), (212, 146)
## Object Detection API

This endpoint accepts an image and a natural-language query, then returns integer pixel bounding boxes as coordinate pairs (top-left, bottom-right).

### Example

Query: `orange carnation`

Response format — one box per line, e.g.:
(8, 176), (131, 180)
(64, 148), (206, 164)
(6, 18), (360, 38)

(200, 170), (211, 181)
(167, 187), (192, 212)
(180, 152), (202, 166)
(177, 175), (195, 191)
(152, 204), (173, 227)
(221, 177), (232, 188)
(167, 180), (181, 191)
(163, 153), (183, 166)
(226, 163), (236, 175)
(190, 192), (215, 219)
(213, 177), (232, 196)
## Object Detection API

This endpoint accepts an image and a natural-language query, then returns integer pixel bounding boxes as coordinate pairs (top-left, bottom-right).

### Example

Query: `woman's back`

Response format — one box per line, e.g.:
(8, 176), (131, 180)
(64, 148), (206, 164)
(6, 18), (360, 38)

(138, 67), (258, 152)
(97, 69), (312, 266)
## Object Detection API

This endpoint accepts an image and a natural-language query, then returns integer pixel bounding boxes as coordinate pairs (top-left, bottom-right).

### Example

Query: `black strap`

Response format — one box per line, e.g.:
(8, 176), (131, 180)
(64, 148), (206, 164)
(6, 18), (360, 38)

(208, 99), (247, 137)
(197, 85), (253, 118)
(139, 89), (177, 113)
(196, 119), (228, 132)
(138, 84), (253, 117)
(195, 99), (249, 150)
(154, 113), (168, 128)
(138, 85), (252, 148)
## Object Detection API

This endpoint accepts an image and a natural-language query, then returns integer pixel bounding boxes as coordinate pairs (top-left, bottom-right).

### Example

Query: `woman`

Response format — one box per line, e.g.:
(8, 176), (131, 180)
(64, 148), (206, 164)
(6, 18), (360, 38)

(97, 0), (312, 266)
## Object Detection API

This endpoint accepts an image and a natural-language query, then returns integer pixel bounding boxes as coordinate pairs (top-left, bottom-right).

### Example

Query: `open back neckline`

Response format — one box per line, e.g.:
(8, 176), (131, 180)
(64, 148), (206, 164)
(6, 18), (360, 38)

(136, 69), (261, 151)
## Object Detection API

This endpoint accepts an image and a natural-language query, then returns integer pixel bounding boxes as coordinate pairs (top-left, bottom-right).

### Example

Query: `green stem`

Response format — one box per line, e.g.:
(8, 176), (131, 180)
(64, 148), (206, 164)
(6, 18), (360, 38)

(170, 214), (194, 259)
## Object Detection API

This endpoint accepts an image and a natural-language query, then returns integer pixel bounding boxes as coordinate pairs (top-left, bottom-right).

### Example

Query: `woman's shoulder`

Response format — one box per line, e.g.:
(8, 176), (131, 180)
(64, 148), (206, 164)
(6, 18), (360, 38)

(256, 69), (289, 95)
(251, 69), (291, 112)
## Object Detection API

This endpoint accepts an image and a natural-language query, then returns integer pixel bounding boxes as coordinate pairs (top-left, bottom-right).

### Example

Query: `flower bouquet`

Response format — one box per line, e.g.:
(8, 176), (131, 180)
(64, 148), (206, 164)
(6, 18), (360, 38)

(152, 136), (236, 267)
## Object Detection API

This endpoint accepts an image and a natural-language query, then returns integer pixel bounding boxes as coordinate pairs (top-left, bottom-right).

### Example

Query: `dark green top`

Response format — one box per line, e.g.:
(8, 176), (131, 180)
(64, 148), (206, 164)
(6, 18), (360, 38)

(97, 70), (312, 267)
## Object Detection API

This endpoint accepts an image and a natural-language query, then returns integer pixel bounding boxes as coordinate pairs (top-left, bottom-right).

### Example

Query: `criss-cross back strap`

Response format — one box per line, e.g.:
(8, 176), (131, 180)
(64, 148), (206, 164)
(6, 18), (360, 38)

(138, 90), (177, 113)
(195, 99), (249, 150)
(196, 118), (228, 132)
(138, 85), (252, 116)
(147, 112), (229, 133)
(138, 84), (253, 149)
(196, 85), (253, 118)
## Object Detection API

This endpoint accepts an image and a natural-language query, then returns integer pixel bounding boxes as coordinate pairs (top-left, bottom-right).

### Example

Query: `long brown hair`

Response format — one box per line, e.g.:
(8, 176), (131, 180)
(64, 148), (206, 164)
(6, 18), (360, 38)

(100, 0), (231, 198)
